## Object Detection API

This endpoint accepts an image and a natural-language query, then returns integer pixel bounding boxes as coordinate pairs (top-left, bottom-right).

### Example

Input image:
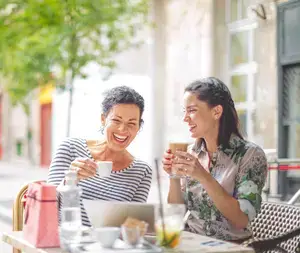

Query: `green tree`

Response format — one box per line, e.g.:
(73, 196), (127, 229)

(0, 0), (149, 136)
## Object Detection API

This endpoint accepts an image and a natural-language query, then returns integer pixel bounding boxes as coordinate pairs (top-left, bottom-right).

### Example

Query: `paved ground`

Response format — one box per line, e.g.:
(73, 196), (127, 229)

(0, 160), (49, 252)
(0, 160), (169, 252)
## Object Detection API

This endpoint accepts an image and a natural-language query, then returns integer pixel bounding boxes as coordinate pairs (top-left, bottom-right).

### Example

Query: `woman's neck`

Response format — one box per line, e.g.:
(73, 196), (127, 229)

(203, 126), (219, 153)
(94, 140), (128, 162)
(205, 138), (218, 153)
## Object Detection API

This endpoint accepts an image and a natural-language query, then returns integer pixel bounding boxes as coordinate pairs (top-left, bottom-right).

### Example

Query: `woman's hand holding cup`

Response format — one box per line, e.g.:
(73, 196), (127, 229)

(162, 143), (189, 178)
(70, 158), (98, 180)
(162, 149), (174, 175)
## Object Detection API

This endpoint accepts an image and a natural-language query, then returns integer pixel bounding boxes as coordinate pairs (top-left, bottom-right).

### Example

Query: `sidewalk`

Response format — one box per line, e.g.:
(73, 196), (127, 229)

(0, 161), (49, 224)
(0, 161), (49, 252)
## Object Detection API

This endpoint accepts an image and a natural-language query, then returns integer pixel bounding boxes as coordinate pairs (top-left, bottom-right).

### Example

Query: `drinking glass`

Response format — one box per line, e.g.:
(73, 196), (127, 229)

(168, 143), (189, 178)
(155, 204), (186, 249)
(121, 226), (142, 247)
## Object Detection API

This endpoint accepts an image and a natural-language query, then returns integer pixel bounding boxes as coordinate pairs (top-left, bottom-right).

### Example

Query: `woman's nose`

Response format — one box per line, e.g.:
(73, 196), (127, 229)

(183, 112), (189, 122)
(118, 123), (128, 132)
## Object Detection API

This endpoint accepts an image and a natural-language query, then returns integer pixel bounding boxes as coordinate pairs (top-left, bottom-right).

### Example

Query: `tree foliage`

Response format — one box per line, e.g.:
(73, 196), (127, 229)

(0, 0), (149, 109)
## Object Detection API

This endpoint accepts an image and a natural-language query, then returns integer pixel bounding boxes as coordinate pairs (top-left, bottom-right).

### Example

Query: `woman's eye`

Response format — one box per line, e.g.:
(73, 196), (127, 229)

(112, 119), (120, 123)
(129, 123), (136, 126)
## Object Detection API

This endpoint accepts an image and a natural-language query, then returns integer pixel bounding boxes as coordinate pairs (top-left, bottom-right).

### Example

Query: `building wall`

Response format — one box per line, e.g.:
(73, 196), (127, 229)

(215, 0), (278, 149)
(253, 1), (278, 149)
(31, 92), (42, 165)
(0, 92), (13, 161)
(1, 91), (41, 164)
(163, 0), (215, 146)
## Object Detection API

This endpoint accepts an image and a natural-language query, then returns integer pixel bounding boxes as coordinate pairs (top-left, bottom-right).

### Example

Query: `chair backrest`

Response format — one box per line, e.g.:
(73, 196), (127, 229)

(12, 180), (46, 231)
(251, 201), (300, 253)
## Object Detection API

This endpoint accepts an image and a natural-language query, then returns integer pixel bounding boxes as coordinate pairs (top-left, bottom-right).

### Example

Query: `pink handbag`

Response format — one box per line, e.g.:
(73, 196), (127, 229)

(23, 182), (60, 248)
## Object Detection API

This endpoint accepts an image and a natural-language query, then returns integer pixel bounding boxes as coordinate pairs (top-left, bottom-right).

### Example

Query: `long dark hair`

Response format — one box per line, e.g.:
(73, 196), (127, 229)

(185, 77), (243, 148)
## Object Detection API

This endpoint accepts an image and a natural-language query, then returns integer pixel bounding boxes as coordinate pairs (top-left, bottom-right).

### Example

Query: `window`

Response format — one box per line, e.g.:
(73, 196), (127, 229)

(226, 0), (257, 140)
(230, 75), (247, 103)
(229, 0), (252, 22)
(230, 31), (249, 66)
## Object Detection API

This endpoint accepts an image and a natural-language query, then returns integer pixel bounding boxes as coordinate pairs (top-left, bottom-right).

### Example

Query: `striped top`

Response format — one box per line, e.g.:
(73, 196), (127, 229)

(47, 138), (153, 226)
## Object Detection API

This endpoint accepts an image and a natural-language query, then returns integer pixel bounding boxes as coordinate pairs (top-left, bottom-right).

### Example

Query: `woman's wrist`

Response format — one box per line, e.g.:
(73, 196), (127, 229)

(169, 177), (181, 182)
(192, 167), (211, 184)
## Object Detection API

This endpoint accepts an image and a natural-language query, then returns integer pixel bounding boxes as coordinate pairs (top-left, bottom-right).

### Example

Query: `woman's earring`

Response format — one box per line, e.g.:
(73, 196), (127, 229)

(100, 125), (104, 134)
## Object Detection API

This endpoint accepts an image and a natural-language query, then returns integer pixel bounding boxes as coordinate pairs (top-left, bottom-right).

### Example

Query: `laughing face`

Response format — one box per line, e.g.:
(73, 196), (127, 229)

(101, 104), (141, 151)
(183, 92), (222, 139)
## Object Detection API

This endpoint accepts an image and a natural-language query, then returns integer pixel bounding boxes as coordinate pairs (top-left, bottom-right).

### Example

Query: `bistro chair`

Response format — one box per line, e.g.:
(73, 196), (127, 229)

(243, 201), (300, 253)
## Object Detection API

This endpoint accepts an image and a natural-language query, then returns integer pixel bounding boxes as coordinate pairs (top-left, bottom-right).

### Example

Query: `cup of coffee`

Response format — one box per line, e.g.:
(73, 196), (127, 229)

(97, 161), (113, 177)
(169, 143), (188, 154)
(168, 143), (189, 178)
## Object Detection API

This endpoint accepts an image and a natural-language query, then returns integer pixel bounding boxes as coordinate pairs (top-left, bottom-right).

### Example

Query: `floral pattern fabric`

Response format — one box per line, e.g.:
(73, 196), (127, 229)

(183, 135), (268, 241)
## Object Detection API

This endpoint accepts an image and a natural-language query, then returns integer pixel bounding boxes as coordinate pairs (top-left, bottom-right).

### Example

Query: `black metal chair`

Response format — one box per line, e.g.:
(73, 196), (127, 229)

(243, 202), (300, 253)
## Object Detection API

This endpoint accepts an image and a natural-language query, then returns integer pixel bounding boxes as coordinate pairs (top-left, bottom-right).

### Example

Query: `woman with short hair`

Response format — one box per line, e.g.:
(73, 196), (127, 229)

(47, 86), (152, 227)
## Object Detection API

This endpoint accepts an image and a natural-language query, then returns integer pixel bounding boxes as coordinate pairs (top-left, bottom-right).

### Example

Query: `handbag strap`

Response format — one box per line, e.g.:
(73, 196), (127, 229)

(24, 192), (57, 224)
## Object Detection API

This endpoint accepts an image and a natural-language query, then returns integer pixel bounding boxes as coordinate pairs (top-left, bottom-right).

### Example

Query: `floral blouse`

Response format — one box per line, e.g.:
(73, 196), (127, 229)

(183, 135), (268, 241)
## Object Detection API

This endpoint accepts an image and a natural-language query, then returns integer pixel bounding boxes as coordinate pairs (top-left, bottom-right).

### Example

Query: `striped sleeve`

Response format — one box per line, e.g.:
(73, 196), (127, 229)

(47, 138), (74, 186)
(131, 163), (153, 202)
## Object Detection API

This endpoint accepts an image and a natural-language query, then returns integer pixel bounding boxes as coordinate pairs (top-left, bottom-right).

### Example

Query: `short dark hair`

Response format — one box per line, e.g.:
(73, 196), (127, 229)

(101, 86), (145, 126)
(185, 77), (243, 147)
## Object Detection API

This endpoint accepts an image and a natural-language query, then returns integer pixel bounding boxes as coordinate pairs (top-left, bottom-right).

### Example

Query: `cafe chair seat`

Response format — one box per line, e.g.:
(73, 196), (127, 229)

(243, 202), (300, 253)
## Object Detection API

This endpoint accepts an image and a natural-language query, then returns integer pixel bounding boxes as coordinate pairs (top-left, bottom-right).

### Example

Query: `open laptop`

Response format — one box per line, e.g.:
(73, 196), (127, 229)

(83, 199), (156, 233)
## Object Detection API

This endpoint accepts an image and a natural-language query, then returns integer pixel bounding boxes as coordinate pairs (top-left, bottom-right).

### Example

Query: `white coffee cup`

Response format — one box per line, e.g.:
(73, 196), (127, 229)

(97, 161), (113, 177)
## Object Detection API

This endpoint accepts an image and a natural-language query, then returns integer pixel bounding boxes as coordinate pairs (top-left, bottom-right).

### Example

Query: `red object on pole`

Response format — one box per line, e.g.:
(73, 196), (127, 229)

(268, 165), (300, 170)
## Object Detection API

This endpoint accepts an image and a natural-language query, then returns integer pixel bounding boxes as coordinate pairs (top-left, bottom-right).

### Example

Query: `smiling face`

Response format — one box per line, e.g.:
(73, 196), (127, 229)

(183, 92), (223, 139)
(101, 104), (141, 151)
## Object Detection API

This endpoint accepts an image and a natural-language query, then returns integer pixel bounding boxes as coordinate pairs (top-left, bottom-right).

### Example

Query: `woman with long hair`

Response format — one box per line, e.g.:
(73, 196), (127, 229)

(162, 77), (267, 242)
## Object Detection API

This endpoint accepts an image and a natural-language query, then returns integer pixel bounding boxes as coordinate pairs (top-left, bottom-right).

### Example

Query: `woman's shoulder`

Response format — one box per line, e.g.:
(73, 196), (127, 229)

(58, 137), (87, 148)
(222, 136), (267, 169)
(56, 137), (89, 156)
(234, 139), (267, 169)
(241, 139), (266, 158)
(132, 159), (152, 174)
(228, 135), (265, 157)
(244, 142), (267, 167)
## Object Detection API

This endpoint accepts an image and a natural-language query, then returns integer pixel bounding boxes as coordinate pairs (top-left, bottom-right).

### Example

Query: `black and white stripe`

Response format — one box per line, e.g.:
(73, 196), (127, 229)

(47, 138), (152, 226)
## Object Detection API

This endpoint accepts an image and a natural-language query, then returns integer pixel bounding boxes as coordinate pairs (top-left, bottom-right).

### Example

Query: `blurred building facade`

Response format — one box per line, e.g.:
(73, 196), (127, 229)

(161, 0), (280, 150)
(0, 0), (299, 191)
(0, 87), (43, 165)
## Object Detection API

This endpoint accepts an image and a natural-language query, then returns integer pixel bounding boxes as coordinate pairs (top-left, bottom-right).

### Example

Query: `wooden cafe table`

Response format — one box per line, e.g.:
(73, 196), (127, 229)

(1, 230), (255, 253)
